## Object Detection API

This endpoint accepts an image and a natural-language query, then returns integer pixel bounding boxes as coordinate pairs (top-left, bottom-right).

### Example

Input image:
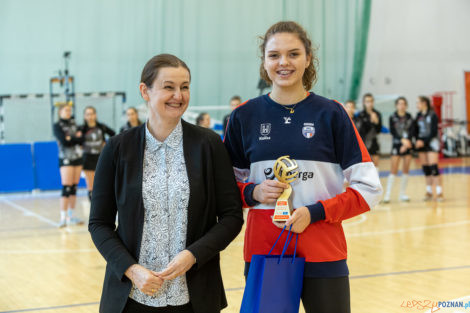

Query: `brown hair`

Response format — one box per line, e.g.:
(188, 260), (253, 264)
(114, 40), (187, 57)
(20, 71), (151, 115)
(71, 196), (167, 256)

(259, 21), (318, 91)
(362, 93), (374, 102)
(196, 112), (209, 126)
(395, 96), (408, 106)
(230, 95), (241, 102)
(141, 54), (191, 87)
(126, 107), (138, 115)
(84, 106), (96, 114)
(362, 93), (374, 109)
(83, 106), (97, 125)
(418, 96), (432, 111)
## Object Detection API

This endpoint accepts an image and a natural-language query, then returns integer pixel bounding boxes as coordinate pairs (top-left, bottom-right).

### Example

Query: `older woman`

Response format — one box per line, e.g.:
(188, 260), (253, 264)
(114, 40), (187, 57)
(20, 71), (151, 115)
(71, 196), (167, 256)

(89, 54), (243, 313)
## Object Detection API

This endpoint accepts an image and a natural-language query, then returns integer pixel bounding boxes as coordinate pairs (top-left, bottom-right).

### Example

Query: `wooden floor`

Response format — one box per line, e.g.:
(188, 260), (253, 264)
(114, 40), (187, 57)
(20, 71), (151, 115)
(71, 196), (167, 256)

(1, 157), (470, 313)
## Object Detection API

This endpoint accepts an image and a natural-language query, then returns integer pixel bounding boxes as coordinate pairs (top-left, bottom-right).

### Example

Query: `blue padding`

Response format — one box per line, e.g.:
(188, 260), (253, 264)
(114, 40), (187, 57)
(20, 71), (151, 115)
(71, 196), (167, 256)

(0, 144), (35, 192)
(33, 141), (86, 190)
(213, 123), (223, 131)
(33, 142), (61, 190)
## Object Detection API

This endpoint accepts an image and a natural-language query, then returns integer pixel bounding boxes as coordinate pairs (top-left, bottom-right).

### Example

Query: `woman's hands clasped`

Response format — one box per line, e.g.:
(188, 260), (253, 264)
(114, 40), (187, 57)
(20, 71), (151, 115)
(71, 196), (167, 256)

(125, 250), (196, 296)
(157, 249), (197, 280)
(125, 264), (164, 296)
(253, 180), (311, 234)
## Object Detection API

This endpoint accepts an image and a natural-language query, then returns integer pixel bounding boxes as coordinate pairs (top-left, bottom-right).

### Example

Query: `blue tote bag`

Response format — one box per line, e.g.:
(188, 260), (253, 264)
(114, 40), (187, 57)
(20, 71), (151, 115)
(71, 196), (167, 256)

(240, 226), (306, 313)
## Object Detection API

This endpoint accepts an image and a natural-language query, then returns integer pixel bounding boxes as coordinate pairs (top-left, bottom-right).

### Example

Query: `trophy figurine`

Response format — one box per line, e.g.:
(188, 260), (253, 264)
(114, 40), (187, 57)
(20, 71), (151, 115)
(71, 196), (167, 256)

(272, 155), (299, 222)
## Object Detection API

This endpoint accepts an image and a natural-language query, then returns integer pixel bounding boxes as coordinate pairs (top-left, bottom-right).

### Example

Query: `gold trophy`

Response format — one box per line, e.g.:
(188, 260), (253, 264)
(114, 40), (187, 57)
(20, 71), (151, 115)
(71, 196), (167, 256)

(272, 155), (299, 222)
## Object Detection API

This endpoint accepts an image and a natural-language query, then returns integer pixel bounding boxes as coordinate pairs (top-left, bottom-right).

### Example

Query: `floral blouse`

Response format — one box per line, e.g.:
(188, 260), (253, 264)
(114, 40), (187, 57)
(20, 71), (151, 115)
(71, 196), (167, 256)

(129, 121), (190, 307)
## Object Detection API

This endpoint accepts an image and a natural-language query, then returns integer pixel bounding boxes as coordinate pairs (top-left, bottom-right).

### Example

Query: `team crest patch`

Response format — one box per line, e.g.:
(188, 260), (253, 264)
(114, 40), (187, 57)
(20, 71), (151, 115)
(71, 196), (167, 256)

(259, 123), (272, 141)
(260, 123), (271, 136)
(302, 123), (315, 139)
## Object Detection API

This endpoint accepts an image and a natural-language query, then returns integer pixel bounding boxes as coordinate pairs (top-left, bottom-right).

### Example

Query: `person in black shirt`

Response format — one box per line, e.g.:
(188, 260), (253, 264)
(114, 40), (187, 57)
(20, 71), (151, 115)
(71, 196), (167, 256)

(356, 93), (382, 169)
(383, 97), (414, 203)
(414, 96), (443, 201)
(222, 95), (242, 137)
(120, 107), (143, 133)
(53, 104), (84, 227)
(81, 106), (115, 201)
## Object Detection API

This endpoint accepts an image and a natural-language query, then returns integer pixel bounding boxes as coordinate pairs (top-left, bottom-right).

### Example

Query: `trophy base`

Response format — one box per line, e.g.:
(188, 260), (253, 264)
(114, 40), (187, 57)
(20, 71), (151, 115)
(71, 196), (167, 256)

(272, 200), (291, 222)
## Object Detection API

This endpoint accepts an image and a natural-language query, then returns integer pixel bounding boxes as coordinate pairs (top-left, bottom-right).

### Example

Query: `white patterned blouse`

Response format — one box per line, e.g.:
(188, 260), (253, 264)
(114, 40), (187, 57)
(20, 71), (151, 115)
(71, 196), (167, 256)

(129, 120), (190, 307)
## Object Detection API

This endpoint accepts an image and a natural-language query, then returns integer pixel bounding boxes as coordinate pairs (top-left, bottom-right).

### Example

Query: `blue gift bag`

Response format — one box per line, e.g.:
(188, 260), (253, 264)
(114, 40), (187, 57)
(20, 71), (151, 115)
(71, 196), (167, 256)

(240, 226), (306, 313)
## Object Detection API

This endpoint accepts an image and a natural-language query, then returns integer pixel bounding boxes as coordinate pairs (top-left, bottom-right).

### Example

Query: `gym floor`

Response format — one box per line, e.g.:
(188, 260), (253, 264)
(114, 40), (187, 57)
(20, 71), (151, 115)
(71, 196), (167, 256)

(1, 157), (469, 313)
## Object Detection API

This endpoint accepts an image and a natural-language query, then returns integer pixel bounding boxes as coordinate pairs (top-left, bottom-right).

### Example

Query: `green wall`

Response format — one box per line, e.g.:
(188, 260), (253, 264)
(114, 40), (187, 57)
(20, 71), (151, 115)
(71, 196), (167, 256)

(0, 0), (370, 141)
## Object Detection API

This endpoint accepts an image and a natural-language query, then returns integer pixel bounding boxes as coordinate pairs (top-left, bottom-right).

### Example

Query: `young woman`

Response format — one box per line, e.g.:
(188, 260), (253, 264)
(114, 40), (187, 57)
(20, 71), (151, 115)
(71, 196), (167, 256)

(383, 97), (414, 203)
(356, 93), (382, 168)
(414, 96), (443, 201)
(80, 106), (115, 201)
(53, 104), (84, 227)
(224, 21), (382, 313)
(89, 54), (243, 313)
(120, 107), (143, 133)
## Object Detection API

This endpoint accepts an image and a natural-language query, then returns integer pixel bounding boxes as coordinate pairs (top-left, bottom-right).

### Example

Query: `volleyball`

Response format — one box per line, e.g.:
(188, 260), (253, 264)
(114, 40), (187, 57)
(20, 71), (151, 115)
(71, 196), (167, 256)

(273, 155), (299, 184)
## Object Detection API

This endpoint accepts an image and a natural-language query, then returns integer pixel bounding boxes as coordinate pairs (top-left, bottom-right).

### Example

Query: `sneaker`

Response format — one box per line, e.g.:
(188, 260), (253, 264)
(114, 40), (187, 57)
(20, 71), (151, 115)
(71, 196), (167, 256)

(399, 194), (410, 202)
(58, 219), (67, 228)
(423, 192), (433, 201)
(68, 216), (84, 226)
(436, 194), (445, 202)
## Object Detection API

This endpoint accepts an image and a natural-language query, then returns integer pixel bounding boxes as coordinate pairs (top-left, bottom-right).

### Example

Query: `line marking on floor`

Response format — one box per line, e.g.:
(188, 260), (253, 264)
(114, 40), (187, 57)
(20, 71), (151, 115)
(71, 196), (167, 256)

(0, 248), (97, 255)
(0, 199), (58, 227)
(0, 301), (99, 313)
(350, 264), (470, 279)
(224, 265), (470, 293)
(343, 214), (367, 227)
(1, 268), (469, 312)
(346, 219), (470, 237)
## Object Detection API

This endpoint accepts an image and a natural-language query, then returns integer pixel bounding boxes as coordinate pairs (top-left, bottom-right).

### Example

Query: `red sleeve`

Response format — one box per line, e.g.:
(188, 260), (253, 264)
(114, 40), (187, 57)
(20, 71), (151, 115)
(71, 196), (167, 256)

(320, 187), (370, 223)
(237, 182), (255, 209)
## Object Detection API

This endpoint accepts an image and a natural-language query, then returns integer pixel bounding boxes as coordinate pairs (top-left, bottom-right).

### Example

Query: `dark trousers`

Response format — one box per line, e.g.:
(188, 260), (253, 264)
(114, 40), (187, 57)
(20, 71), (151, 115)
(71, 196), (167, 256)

(122, 298), (194, 313)
(301, 276), (351, 313)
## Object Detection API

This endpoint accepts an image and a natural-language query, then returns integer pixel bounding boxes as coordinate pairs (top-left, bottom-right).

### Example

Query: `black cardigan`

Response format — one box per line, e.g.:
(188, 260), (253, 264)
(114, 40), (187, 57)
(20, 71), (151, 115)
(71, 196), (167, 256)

(89, 120), (243, 313)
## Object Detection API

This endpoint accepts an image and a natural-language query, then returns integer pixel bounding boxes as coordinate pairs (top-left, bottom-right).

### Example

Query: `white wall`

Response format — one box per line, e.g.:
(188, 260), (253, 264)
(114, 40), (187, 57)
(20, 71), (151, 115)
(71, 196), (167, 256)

(360, 0), (470, 122)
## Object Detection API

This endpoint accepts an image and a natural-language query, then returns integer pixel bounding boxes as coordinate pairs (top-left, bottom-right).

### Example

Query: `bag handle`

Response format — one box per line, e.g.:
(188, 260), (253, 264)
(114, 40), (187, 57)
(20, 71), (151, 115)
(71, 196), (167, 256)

(268, 225), (299, 264)
(267, 225), (287, 255)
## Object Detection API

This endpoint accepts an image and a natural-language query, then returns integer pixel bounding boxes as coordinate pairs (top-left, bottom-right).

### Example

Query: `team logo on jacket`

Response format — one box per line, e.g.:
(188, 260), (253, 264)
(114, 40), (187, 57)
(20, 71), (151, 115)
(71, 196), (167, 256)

(264, 168), (275, 180)
(260, 123), (271, 135)
(259, 123), (271, 141)
(302, 123), (315, 139)
(284, 117), (291, 124)
(264, 166), (314, 181)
